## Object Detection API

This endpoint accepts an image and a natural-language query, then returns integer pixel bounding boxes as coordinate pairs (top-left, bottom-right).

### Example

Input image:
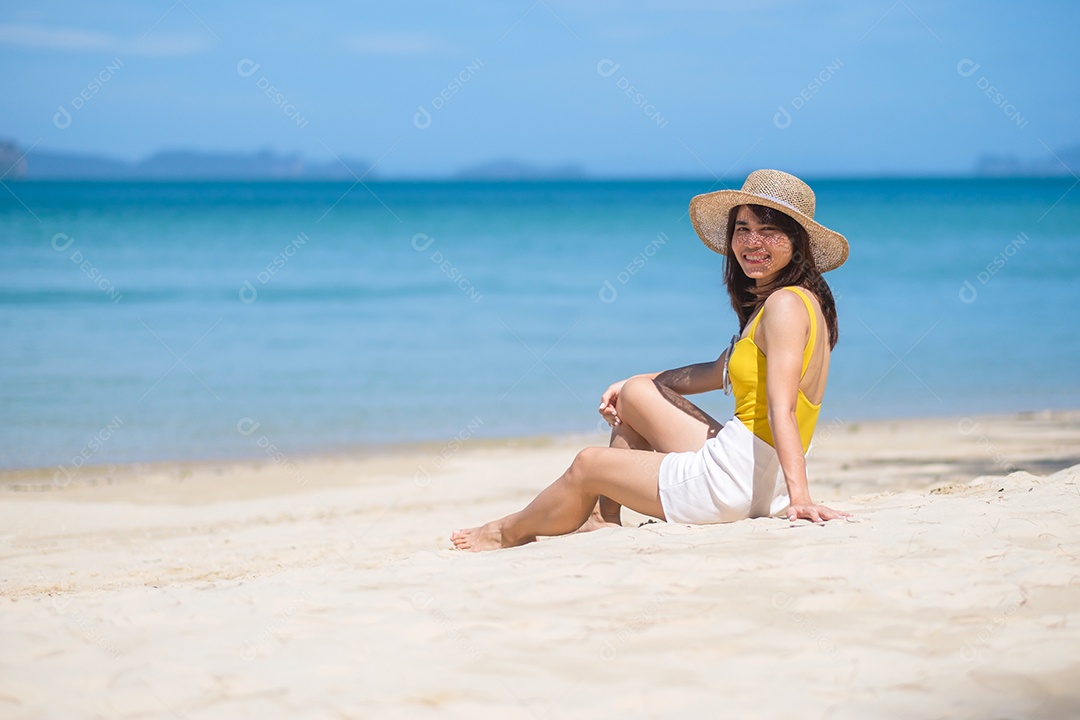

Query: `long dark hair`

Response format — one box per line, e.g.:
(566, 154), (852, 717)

(723, 204), (839, 349)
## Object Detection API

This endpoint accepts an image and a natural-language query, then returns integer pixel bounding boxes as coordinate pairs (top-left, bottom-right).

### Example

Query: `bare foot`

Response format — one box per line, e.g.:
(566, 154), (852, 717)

(451, 520), (535, 552)
(598, 495), (623, 525)
(573, 502), (622, 534)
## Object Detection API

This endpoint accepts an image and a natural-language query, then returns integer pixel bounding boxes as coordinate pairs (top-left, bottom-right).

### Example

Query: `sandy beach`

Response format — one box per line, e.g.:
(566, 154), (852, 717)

(3, 409), (1080, 718)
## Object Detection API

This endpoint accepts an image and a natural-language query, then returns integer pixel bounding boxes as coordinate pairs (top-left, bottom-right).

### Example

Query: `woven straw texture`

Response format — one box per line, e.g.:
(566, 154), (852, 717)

(688, 169), (849, 272)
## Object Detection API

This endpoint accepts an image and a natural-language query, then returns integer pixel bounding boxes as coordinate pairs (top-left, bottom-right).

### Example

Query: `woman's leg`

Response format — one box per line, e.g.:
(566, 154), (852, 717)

(587, 377), (723, 528)
(615, 376), (722, 451)
(572, 422), (652, 532)
(451, 446), (667, 551)
(451, 377), (725, 551)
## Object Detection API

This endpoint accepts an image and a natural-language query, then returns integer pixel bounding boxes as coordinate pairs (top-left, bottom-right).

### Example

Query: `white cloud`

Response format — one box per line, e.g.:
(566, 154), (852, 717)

(345, 32), (446, 56)
(0, 23), (114, 51)
(0, 23), (210, 56)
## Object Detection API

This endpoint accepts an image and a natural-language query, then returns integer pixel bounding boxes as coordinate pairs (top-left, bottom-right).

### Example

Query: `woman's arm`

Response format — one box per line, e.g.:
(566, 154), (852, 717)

(759, 291), (848, 523)
(598, 353), (728, 426)
(654, 357), (727, 396)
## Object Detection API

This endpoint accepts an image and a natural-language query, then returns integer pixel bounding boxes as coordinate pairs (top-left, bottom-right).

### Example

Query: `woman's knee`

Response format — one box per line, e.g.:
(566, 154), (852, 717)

(616, 375), (659, 417)
(568, 447), (606, 486)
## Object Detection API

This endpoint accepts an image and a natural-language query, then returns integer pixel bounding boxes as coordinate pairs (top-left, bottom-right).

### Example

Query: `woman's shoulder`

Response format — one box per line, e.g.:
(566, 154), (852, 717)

(763, 285), (818, 310)
(758, 287), (817, 336)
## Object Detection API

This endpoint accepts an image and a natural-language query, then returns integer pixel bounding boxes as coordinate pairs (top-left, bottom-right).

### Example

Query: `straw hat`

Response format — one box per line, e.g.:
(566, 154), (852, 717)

(689, 169), (849, 272)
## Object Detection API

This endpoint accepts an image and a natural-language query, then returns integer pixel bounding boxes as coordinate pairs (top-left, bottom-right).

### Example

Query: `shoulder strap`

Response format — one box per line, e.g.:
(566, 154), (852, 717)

(783, 287), (818, 378)
(751, 287), (817, 377)
(747, 304), (767, 341)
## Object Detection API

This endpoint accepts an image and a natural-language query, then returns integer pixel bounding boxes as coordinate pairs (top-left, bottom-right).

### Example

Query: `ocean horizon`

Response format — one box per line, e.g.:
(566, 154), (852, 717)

(1, 177), (1077, 471)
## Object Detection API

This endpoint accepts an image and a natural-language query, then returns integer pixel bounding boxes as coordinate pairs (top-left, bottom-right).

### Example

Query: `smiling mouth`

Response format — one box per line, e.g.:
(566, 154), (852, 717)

(743, 253), (770, 263)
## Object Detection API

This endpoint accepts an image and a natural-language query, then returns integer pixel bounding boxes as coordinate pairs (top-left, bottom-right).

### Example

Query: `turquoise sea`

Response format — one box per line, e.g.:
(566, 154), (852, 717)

(1, 178), (1077, 470)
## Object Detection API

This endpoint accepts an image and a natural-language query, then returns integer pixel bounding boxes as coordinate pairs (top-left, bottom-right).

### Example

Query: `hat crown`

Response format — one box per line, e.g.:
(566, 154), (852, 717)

(741, 169), (816, 219)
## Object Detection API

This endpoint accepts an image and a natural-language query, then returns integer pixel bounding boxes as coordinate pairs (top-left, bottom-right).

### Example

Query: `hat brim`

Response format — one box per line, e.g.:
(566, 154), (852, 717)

(689, 190), (849, 272)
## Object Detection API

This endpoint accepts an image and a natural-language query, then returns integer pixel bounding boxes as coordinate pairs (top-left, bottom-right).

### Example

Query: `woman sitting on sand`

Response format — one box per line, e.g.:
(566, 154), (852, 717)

(452, 169), (850, 551)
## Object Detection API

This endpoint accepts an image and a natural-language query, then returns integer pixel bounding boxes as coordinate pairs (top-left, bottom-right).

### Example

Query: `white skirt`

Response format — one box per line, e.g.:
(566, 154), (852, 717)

(658, 417), (793, 524)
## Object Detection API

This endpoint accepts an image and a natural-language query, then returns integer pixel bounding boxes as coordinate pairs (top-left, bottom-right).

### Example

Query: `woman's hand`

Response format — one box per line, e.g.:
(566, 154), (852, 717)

(785, 501), (850, 523)
(598, 379), (629, 427)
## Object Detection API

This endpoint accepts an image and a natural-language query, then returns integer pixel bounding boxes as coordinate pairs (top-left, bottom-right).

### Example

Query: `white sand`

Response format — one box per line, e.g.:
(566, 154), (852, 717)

(2, 410), (1079, 718)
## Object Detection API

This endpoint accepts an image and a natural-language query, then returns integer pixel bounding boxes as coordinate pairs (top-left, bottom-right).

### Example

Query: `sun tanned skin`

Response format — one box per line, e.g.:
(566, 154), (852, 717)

(576, 379), (723, 532)
(450, 207), (848, 551)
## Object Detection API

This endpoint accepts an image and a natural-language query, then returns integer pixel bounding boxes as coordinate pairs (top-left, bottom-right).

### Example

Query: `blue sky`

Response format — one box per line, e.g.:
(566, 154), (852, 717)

(1, 1), (1077, 177)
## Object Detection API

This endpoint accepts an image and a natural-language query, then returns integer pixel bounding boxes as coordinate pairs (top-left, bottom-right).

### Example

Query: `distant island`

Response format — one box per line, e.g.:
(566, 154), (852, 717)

(0, 140), (591, 181)
(0, 141), (371, 181)
(2, 138), (1078, 180)
(974, 144), (1080, 177)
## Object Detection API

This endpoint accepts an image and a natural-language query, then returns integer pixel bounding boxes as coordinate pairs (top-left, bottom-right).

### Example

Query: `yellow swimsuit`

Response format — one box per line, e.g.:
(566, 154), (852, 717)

(727, 286), (821, 453)
(655, 285), (824, 524)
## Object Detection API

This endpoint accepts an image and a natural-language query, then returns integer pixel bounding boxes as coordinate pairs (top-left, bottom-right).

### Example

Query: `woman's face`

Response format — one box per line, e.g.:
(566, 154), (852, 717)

(730, 206), (794, 284)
